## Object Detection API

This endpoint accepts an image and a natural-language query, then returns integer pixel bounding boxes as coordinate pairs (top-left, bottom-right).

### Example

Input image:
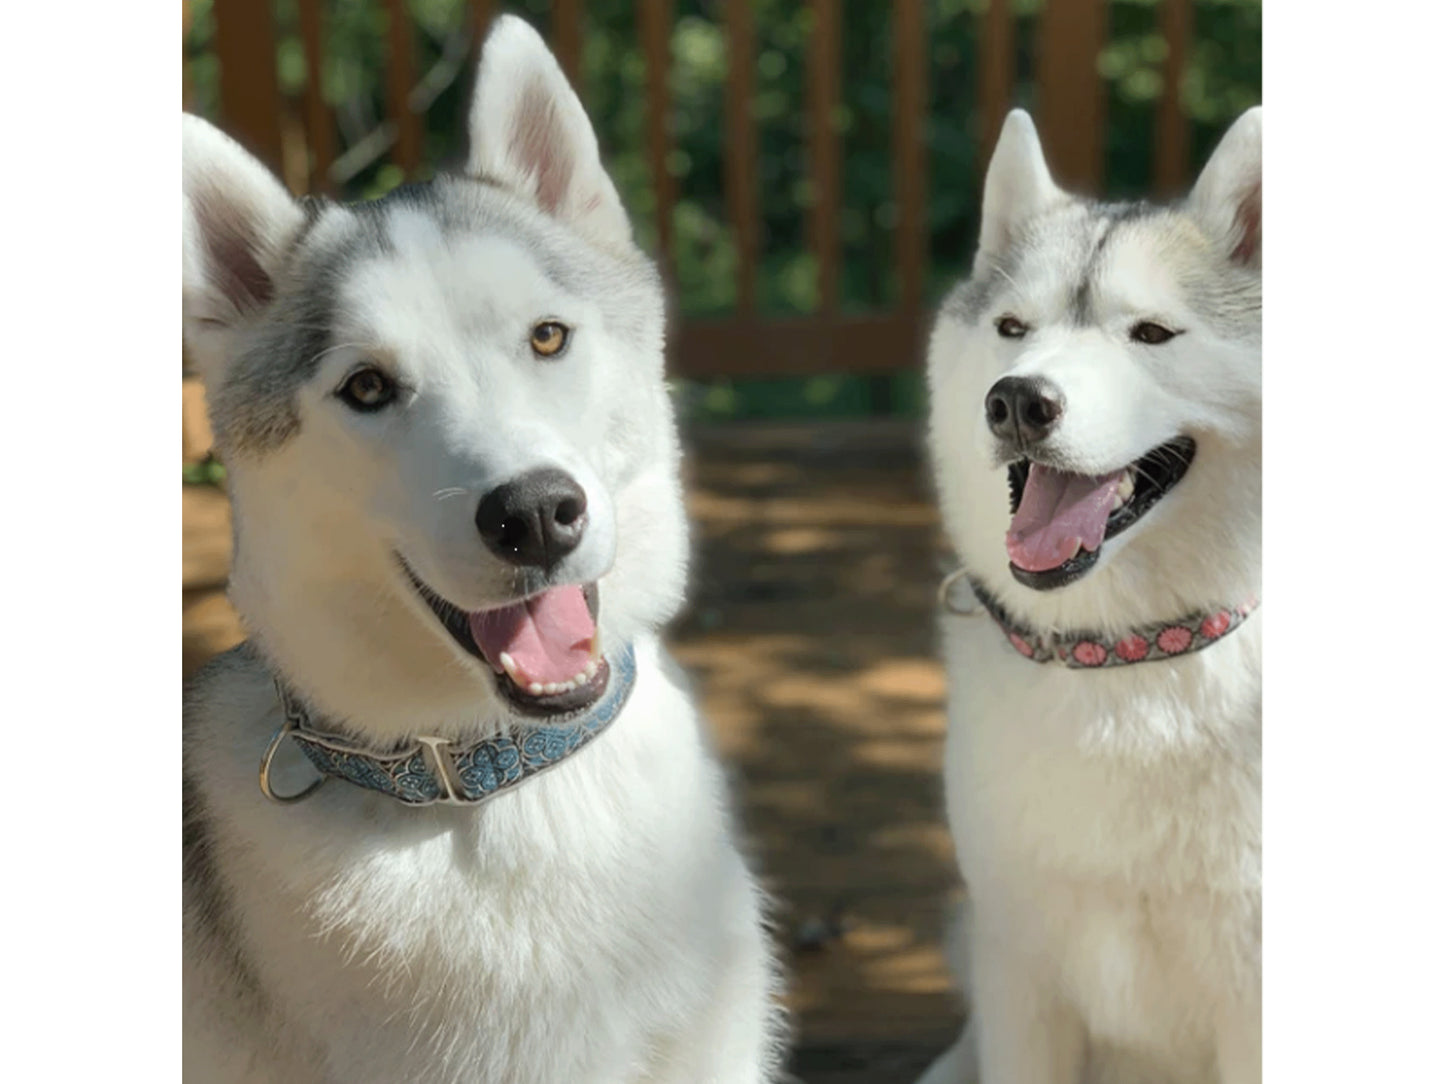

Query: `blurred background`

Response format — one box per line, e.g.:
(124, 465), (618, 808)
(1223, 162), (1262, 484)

(181, 0), (1260, 422)
(181, 2), (1260, 1079)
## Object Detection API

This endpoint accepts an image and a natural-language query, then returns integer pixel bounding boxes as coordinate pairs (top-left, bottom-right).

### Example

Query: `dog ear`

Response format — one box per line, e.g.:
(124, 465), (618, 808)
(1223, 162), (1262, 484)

(975, 110), (1065, 270)
(1189, 106), (1261, 269)
(182, 115), (305, 380)
(465, 15), (631, 250)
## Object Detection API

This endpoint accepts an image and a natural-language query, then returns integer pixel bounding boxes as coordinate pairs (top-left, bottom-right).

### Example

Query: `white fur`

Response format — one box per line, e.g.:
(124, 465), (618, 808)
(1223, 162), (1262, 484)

(182, 16), (780, 1083)
(465, 15), (632, 252)
(919, 108), (1263, 1084)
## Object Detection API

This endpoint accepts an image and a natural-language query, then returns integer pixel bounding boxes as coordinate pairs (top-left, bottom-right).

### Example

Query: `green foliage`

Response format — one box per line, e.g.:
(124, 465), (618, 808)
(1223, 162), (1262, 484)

(182, 0), (1260, 422)
(183, 455), (227, 488)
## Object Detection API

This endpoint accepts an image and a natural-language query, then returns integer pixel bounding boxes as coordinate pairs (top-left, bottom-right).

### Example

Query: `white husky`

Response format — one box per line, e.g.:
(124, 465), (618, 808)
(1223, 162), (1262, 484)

(181, 16), (781, 1084)
(918, 108), (1262, 1084)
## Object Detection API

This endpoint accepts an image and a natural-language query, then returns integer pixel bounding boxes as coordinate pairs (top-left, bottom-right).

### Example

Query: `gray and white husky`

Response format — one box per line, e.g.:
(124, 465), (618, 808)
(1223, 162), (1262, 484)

(918, 108), (1262, 1084)
(181, 16), (780, 1083)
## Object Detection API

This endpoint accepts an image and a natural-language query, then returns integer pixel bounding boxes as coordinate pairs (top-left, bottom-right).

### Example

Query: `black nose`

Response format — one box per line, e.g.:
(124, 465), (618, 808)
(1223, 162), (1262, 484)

(475, 468), (588, 571)
(985, 376), (1065, 448)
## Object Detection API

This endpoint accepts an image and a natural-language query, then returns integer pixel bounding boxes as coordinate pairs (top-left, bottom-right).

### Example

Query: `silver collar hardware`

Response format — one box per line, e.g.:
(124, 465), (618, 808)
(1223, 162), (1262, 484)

(258, 686), (328, 803)
(258, 643), (638, 807)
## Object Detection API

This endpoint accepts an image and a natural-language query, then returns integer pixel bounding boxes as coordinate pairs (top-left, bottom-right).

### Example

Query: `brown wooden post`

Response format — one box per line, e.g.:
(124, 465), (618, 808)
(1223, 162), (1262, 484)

(724, 1), (759, 315)
(1154, 0), (1194, 197)
(297, 0), (336, 194)
(806, 0), (841, 313)
(638, 0), (676, 279)
(212, 0), (284, 173)
(471, 0), (497, 48)
(892, 0), (927, 314)
(552, 0), (585, 93)
(1036, 0), (1108, 193)
(979, 0), (1016, 163)
(383, 0), (422, 178)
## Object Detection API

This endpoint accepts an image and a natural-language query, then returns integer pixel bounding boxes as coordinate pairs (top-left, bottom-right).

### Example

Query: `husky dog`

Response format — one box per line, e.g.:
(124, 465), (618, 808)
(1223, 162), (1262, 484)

(917, 108), (1262, 1084)
(181, 17), (780, 1084)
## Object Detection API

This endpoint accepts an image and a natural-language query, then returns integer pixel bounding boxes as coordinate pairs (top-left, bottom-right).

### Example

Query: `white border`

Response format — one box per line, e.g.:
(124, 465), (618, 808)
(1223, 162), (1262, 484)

(0, 1), (175, 1077)
(1266, 2), (1445, 1079)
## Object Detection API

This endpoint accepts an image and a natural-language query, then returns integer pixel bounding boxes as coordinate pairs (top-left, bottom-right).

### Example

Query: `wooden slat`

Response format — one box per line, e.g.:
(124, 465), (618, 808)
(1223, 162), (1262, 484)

(806, 0), (841, 313)
(978, 0), (1016, 162)
(182, 0), (194, 112)
(552, 0), (584, 91)
(212, 0), (284, 172)
(1036, 0), (1108, 193)
(891, 0), (927, 313)
(1153, 0), (1194, 197)
(383, 0), (421, 176)
(638, 0), (675, 279)
(297, 0), (335, 194)
(724, 1), (759, 314)
(471, 0), (497, 47)
(671, 314), (926, 379)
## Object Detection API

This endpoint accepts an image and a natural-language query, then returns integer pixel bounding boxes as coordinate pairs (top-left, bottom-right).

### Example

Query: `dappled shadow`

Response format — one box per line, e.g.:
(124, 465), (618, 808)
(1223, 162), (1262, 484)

(673, 421), (963, 1079)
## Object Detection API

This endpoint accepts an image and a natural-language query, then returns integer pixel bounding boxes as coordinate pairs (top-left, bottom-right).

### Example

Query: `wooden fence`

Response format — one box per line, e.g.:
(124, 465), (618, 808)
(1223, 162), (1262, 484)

(189, 0), (1199, 379)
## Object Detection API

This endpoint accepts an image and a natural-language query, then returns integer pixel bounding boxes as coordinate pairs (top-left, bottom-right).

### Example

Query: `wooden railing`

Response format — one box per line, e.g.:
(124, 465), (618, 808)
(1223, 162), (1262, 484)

(191, 0), (1200, 379)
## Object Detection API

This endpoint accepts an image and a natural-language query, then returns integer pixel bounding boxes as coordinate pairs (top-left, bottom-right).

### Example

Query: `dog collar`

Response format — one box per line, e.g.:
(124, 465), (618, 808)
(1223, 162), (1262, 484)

(259, 644), (637, 806)
(941, 571), (1256, 669)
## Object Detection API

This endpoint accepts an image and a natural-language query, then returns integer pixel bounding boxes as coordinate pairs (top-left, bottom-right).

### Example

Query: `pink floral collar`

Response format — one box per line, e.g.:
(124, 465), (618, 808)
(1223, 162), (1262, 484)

(942, 572), (1258, 669)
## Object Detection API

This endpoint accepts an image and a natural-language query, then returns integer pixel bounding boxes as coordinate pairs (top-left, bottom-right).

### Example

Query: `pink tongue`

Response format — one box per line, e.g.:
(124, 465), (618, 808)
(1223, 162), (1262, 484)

(1006, 465), (1124, 573)
(468, 586), (596, 686)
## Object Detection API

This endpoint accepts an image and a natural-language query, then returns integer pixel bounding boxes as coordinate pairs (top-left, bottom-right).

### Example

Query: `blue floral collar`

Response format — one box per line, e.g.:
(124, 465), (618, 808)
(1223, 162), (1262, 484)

(259, 644), (637, 807)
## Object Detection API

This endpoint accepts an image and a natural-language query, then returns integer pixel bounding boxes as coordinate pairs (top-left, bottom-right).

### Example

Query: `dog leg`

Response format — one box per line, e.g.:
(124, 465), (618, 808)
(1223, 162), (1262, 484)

(1213, 994), (1261, 1084)
(971, 940), (1085, 1084)
(647, 917), (782, 1083)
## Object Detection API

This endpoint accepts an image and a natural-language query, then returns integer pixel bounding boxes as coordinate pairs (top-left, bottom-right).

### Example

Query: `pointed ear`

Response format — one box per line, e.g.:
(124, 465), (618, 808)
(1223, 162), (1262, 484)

(1189, 106), (1262, 269)
(182, 114), (305, 380)
(975, 110), (1065, 269)
(465, 15), (631, 250)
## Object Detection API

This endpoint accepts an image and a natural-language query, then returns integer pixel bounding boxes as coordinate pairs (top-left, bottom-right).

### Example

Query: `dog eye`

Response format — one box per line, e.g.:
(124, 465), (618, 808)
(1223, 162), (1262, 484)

(1130, 321), (1179, 345)
(337, 367), (397, 412)
(996, 316), (1029, 340)
(530, 321), (571, 358)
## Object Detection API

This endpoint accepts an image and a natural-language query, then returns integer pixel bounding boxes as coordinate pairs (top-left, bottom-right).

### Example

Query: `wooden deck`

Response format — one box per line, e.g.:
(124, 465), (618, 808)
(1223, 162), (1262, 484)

(182, 416), (964, 1082)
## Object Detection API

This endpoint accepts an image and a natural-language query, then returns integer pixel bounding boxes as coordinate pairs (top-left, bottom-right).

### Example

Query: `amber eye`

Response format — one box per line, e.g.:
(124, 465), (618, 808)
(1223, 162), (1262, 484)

(337, 367), (397, 412)
(530, 321), (571, 358)
(1130, 321), (1179, 345)
(996, 315), (1029, 340)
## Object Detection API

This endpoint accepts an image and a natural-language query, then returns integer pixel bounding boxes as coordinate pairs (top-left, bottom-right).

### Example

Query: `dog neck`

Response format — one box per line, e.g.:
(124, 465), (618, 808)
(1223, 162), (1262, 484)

(943, 571), (1257, 669)
(261, 643), (639, 806)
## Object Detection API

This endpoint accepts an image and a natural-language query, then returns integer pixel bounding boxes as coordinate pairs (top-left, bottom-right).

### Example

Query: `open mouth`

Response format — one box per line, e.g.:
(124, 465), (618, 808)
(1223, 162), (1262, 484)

(402, 563), (609, 718)
(1004, 437), (1196, 591)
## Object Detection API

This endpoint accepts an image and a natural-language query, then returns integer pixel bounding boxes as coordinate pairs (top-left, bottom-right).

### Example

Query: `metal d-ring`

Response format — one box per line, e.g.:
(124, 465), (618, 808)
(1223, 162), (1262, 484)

(937, 566), (985, 618)
(259, 709), (327, 805)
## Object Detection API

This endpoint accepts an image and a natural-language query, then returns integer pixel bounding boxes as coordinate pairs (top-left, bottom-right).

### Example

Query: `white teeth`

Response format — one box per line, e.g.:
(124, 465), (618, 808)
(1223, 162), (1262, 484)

(1118, 471), (1135, 503)
(513, 662), (599, 699)
(1065, 538), (1082, 560)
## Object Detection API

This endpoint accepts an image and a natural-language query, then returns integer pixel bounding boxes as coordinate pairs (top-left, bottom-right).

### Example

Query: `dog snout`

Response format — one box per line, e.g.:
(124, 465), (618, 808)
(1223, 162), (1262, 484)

(475, 468), (588, 572)
(984, 376), (1065, 450)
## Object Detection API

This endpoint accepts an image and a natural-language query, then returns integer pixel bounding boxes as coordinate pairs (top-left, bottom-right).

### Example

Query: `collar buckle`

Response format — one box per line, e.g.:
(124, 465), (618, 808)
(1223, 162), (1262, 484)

(413, 734), (466, 805)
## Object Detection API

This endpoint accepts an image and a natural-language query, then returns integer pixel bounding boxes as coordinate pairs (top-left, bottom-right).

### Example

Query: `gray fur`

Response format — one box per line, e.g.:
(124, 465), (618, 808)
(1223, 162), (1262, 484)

(183, 646), (267, 1014)
(941, 195), (1256, 337)
(209, 175), (663, 460)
